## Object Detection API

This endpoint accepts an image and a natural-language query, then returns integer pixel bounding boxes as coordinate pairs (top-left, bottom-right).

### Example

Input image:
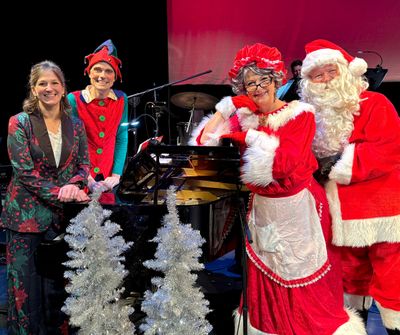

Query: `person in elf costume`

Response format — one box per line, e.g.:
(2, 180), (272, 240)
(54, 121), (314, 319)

(190, 43), (366, 335)
(68, 39), (128, 194)
(300, 39), (400, 335)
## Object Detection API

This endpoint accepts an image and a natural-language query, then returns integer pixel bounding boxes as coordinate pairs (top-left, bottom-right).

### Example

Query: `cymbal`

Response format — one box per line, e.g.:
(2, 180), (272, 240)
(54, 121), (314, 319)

(171, 92), (218, 110)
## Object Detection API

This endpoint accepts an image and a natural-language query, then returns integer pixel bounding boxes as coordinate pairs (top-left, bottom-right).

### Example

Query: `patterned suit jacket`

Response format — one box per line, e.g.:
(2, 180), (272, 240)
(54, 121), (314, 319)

(0, 110), (90, 233)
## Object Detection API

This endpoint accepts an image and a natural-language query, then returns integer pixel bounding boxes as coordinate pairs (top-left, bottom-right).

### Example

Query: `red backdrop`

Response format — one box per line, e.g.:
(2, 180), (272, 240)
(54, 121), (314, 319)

(167, 0), (400, 84)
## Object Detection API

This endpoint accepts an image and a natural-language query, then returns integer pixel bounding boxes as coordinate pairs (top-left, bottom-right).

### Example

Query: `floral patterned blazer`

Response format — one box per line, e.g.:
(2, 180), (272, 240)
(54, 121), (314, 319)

(0, 110), (90, 233)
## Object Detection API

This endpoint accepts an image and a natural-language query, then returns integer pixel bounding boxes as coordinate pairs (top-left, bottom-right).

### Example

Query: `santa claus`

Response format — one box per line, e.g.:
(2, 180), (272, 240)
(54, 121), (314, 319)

(300, 39), (400, 335)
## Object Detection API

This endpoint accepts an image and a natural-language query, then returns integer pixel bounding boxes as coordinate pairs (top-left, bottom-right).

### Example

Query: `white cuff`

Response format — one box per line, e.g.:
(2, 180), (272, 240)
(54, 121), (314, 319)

(241, 132), (280, 187)
(245, 129), (261, 145)
(329, 144), (355, 185)
(215, 96), (236, 120)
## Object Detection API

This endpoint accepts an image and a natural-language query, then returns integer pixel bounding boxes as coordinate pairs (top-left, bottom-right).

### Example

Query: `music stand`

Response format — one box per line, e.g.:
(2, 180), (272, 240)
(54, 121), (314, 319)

(117, 149), (157, 203)
(365, 67), (388, 91)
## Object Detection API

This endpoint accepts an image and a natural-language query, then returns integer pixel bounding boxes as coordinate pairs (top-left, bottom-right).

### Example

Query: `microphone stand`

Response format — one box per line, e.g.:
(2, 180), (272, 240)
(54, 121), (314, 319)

(127, 70), (212, 99)
(357, 50), (388, 90)
(127, 113), (159, 138)
(127, 70), (212, 148)
(185, 98), (196, 133)
(234, 183), (252, 335)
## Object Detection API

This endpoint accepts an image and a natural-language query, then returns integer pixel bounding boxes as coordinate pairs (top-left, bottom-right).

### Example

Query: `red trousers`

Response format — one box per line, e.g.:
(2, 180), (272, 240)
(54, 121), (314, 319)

(341, 242), (400, 311)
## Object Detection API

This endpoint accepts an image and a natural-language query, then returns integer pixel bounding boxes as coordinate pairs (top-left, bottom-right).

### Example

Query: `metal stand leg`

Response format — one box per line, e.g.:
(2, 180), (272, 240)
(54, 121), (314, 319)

(234, 191), (251, 335)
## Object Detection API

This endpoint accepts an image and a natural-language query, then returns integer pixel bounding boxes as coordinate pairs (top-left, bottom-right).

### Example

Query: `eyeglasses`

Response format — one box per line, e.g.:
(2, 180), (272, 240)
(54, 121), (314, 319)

(245, 78), (272, 92)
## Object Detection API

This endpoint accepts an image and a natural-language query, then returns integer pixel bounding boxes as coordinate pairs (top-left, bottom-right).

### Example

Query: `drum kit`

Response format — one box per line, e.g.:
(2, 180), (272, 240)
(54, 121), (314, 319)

(170, 92), (218, 145)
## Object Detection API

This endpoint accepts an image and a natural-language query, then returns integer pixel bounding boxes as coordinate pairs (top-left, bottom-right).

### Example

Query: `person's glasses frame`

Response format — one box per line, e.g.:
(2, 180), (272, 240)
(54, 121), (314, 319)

(245, 78), (273, 93)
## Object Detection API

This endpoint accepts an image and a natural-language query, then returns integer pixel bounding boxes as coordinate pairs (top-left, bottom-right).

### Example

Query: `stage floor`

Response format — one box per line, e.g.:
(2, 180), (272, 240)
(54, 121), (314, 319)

(0, 239), (391, 334)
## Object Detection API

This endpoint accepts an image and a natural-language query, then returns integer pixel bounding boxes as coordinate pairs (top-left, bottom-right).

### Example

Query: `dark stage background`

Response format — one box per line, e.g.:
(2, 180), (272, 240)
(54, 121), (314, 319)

(2, 3), (171, 163)
(2, 3), (399, 164)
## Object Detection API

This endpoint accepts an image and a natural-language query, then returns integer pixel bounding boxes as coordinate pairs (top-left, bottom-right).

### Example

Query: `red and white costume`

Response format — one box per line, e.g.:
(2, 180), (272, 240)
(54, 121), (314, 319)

(301, 39), (400, 331)
(325, 91), (400, 328)
(192, 99), (365, 334)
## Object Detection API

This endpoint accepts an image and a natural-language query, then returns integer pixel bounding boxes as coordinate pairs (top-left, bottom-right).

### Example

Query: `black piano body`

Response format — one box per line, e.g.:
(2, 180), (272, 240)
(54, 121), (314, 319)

(64, 144), (247, 295)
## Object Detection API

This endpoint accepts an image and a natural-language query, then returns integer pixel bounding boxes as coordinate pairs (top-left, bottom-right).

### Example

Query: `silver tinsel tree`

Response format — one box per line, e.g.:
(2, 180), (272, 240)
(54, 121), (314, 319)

(62, 192), (135, 334)
(140, 187), (212, 335)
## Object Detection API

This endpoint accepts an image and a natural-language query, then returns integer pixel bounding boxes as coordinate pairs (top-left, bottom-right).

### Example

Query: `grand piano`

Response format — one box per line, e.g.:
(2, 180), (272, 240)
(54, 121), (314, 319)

(78, 143), (248, 295)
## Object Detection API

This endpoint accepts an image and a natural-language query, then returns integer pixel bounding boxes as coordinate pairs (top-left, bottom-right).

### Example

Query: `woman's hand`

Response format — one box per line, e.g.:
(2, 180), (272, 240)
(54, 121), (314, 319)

(231, 95), (258, 112)
(58, 184), (81, 202)
(215, 95), (259, 120)
(75, 189), (90, 202)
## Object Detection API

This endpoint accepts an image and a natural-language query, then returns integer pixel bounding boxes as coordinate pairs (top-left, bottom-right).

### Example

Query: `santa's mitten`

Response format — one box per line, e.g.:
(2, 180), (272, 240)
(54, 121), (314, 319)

(220, 131), (248, 146)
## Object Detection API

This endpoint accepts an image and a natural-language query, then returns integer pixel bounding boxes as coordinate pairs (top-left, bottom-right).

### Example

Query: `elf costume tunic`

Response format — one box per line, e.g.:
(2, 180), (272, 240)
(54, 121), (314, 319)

(68, 87), (128, 180)
(191, 100), (366, 335)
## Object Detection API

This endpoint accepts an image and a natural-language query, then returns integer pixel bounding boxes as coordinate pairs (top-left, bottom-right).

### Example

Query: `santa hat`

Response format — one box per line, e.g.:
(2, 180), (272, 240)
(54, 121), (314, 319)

(229, 43), (287, 84)
(84, 39), (122, 81)
(301, 39), (367, 78)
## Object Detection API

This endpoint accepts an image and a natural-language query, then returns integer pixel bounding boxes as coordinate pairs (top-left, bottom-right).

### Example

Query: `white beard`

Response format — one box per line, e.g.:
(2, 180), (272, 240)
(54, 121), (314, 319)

(313, 106), (354, 158)
(302, 78), (357, 158)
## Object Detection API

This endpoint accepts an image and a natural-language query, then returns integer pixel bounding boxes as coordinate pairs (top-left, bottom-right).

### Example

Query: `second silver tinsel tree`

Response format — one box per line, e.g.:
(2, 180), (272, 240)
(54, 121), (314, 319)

(140, 187), (212, 335)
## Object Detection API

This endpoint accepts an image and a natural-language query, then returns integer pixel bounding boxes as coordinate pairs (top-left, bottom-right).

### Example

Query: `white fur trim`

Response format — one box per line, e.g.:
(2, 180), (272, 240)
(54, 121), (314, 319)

(349, 57), (368, 76)
(237, 107), (259, 131)
(215, 96), (236, 120)
(329, 143), (355, 185)
(333, 308), (367, 335)
(241, 131), (280, 186)
(188, 114), (231, 146)
(188, 115), (213, 146)
(234, 309), (277, 335)
(233, 307), (367, 335)
(302, 49), (348, 77)
(302, 49), (367, 77)
(237, 100), (315, 132)
(344, 293), (373, 310)
(326, 180), (400, 246)
(375, 301), (400, 330)
(267, 101), (315, 131)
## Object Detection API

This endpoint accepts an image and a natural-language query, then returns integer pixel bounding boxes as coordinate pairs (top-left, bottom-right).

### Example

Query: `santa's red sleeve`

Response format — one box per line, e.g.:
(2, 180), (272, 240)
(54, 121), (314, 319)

(330, 92), (400, 185)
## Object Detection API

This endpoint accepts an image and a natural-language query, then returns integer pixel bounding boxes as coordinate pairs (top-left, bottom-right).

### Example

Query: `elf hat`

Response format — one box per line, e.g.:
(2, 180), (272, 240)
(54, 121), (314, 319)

(229, 43), (287, 84)
(302, 39), (367, 78)
(84, 39), (122, 81)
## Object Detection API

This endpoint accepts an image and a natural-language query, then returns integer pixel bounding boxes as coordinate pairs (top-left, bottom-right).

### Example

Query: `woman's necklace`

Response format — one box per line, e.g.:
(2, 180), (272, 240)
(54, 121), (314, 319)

(258, 101), (287, 127)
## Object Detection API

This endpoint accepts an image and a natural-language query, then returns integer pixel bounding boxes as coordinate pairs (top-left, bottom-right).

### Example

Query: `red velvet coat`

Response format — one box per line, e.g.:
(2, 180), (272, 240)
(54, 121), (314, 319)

(325, 91), (400, 247)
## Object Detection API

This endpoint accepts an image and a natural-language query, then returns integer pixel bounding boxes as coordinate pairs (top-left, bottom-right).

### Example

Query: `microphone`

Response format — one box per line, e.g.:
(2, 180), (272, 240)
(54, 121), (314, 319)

(357, 50), (387, 91)
(357, 50), (383, 68)
(148, 101), (167, 108)
(146, 101), (167, 113)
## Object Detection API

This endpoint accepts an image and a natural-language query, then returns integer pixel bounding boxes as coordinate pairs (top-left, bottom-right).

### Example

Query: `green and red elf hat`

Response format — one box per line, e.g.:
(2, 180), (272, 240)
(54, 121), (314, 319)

(84, 39), (122, 81)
